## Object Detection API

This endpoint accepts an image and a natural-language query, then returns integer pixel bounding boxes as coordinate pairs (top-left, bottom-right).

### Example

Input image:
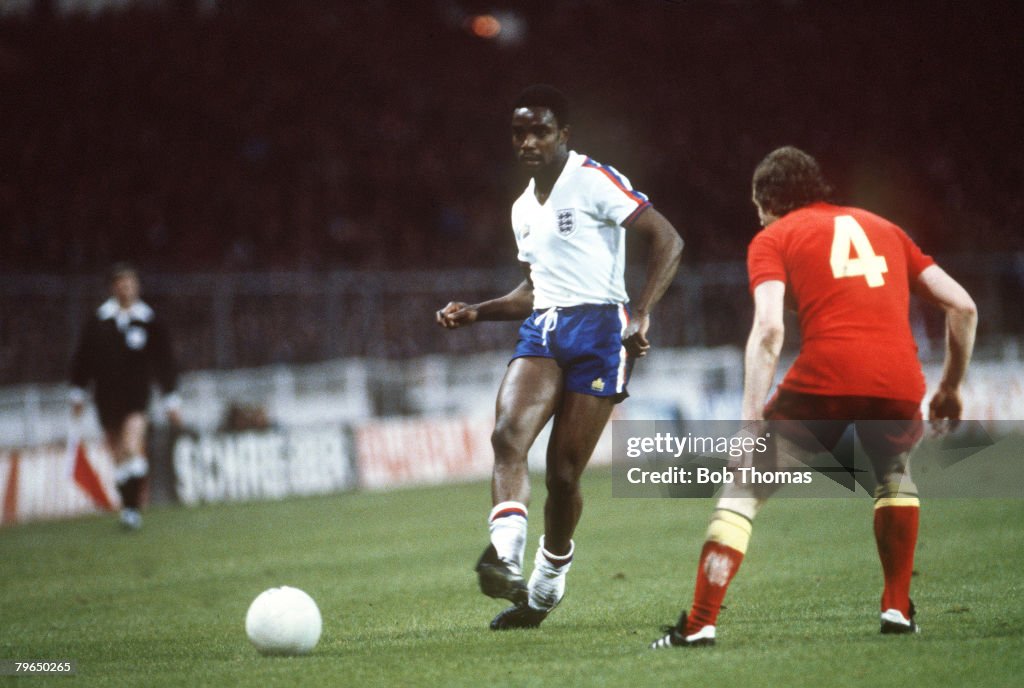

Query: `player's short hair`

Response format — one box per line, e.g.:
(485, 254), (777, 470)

(513, 84), (571, 128)
(107, 261), (138, 284)
(752, 146), (833, 217)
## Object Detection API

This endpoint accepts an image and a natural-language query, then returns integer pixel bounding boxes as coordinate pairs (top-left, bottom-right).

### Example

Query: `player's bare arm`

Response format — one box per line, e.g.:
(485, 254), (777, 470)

(437, 268), (536, 329)
(741, 280), (786, 421)
(914, 264), (978, 425)
(621, 207), (684, 357)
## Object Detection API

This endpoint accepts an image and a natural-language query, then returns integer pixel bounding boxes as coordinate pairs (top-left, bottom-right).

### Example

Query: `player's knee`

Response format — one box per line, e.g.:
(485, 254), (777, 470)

(873, 454), (912, 485)
(491, 420), (529, 463)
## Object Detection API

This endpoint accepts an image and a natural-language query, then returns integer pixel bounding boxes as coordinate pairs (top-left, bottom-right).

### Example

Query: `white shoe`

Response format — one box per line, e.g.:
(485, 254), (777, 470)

(880, 602), (919, 634)
(120, 508), (143, 531)
(650, 614), (716, 649)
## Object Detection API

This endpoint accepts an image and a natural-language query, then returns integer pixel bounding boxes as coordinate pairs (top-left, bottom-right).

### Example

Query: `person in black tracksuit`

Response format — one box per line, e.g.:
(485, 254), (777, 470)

(70, 263), (182, 529)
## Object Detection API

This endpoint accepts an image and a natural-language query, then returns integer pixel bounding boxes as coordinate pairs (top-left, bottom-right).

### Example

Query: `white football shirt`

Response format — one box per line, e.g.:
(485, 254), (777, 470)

(512, 150), (650, 308)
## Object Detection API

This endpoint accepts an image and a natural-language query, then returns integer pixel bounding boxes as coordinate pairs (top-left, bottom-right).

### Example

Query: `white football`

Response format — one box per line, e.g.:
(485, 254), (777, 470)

(245, 586), (322, 656)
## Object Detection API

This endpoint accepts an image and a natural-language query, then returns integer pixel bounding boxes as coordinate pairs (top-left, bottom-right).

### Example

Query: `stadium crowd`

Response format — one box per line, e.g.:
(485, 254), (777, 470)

(0, 1), (1021, 384)
(2, 0), (1020, 275)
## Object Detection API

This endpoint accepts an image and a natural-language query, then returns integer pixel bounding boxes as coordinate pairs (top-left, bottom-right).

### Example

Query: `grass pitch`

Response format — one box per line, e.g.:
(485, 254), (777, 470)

(1, 468), (1022, 687)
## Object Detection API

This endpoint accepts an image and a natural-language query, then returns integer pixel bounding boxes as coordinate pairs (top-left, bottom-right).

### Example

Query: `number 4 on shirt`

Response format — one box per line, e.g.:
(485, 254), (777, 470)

(830, 215), (888, 287)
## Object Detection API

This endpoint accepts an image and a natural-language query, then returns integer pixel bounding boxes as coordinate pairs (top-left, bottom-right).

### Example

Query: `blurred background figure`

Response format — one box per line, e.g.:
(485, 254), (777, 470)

(70, 263), (182, 529)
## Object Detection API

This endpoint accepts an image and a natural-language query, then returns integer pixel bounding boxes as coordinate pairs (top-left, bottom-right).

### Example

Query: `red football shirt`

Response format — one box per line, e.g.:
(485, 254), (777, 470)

(747, 202), (935, 402)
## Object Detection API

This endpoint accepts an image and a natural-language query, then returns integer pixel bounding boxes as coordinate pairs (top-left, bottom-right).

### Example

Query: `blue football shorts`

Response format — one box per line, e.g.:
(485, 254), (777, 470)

(511, 303), (634, 403)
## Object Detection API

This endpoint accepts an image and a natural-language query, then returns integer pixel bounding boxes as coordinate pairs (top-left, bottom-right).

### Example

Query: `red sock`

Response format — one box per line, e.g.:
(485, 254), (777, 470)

(686, 540), (745, 635)
(873, 503), (919, 616)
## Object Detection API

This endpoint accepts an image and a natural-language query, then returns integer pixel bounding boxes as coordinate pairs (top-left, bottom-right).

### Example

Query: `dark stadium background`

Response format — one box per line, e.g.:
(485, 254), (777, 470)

(1, 6), (1021, 682)
(1, 0), (1021, 384)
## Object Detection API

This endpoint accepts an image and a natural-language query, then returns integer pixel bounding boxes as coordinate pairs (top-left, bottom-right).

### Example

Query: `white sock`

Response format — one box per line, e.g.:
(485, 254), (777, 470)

(528, 536), (574, 611)
(488, 501), (527, 574)
(114, 455), (148, 485)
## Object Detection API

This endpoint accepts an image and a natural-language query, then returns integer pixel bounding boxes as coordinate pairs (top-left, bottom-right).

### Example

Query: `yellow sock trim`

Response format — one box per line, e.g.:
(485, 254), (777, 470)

(874, 497), (920, 509)
(873, 481), (917, 498)
(705, 509), (753, 554)
(873, 481), (919, 508)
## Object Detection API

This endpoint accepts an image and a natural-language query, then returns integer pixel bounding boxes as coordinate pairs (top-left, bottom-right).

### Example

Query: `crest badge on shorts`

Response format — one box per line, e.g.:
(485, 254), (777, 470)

(555, 208), (577, 238)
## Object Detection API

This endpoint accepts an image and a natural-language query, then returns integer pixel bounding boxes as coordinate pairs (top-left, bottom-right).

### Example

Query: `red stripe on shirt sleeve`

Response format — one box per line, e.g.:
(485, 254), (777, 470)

(622, 202), (652, 227)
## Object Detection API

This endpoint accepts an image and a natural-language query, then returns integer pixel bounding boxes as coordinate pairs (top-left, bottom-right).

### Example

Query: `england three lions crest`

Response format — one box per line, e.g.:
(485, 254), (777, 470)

(555, 208), (577, 238)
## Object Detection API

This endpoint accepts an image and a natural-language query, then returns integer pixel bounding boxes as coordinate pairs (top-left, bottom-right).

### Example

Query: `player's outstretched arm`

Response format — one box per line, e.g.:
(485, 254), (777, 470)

(436, 275), (535, 329)
(915, 264), (978, 426)
(622, 207), (684, 357)
(741, 280), (786, 421)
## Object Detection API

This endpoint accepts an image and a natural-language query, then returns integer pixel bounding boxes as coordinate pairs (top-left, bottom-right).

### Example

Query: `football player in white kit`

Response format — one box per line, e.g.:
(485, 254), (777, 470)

(437, 85), (684, 629)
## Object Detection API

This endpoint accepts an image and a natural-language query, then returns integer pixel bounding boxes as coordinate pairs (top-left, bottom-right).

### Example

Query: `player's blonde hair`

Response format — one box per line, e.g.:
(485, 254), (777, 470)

(107, 261), (138, 285)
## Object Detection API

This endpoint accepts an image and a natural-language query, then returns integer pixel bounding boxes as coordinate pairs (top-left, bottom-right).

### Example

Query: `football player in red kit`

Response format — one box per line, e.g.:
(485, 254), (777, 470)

(652, 146), (977, 648)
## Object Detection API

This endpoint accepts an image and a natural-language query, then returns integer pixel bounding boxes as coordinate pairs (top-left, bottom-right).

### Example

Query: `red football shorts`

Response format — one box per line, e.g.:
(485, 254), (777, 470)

(764, 390), (924, 458)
